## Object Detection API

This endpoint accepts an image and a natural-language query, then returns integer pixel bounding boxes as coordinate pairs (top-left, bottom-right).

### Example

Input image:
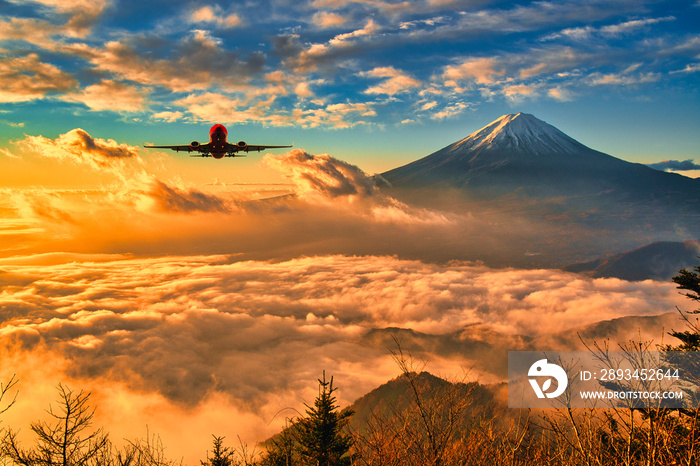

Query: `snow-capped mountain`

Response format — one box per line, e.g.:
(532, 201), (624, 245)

(376, 113), (700, 267)
(440, 112), (588, 157)
(381, 113), (700, 202)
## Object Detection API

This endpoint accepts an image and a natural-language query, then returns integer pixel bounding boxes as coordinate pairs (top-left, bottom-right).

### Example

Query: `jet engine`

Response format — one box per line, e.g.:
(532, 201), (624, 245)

(237, 141), (247, 151)
(190, 141), (200, 150)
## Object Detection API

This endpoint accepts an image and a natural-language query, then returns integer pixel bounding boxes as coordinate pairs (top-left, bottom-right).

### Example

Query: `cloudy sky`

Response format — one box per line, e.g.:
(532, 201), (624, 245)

(1, 0), (699, 179)
(0, 125), (694, 461)
(1, 0), (699, 462)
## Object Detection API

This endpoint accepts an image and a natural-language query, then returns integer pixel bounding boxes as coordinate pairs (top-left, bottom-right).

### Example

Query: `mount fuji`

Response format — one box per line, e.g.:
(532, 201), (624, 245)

(381, 113), (700, 204)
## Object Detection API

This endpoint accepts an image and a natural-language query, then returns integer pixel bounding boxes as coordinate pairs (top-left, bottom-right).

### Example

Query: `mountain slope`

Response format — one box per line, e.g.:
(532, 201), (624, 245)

(381, 113), (700, 203)
(347, 371), (503, 433)
(565, 240), (700, 281)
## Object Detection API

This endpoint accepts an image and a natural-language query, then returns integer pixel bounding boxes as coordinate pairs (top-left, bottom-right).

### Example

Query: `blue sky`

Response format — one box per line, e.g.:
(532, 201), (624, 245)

(1, 0), (699, 179)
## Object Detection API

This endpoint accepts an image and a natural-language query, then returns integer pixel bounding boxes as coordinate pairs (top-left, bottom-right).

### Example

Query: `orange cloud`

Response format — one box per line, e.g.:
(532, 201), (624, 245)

(66, 33), (263, 93)
(0, 253), (684, 429)
(0, 129), (689, 462)
(291, 102), (377, 129)
(191, 6), (241, 29)
(28, 0), (108, 36)
(17, 128), (142, 172)
(146, 180), (230, 214)
(0, 54), (76, 102)
(443, 57), (505, 85)
(362, 66), (421, 96)
(263, 150), (377, 203)
(312, 11), (348, 28)
(62, 80), (149, 113)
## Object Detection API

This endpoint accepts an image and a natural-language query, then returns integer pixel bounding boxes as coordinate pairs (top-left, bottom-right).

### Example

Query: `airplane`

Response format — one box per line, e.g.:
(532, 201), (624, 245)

(144, 124), (292, 159)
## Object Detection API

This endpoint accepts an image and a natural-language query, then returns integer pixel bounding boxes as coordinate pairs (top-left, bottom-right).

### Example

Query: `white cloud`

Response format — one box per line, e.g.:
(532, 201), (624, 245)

(0, 253), (686, 411)
(263, 149), (377, 204)
(8, 129), (232, 217)
(542, 26), (594, 41)
(151, 111), (185, 122)
(542, 16), (676, 41)
(62, 80), (148, 113)
(432, 102), (468, 119)
(294, 81), (314, 98)
(190, 6), (241, 29)
(16, 0), (107, 15)
(3, 0), (108, 39)
(174, 88), (291, 125)
(0, 249), (684, 461)
(0, 147), (20, 158)
(16, 128), (142, 172)
(443, 57), (504, 85)
(503, 83), (538, 102)
(0, 17), (63, 50)
(312, 11), (348, 28)
(519, 62), (548, 79)
(288, 19), (381, 73)
(0, 54), (76, 102)
(600, 16), (675, 37)
(292, 102), (377, 128)
(548, 86), (575, 101)
(362, 66), (421, 95)
(588, 71), (660, 86)
(65, 32), (263, 94)
(329, 19), (380, 46)
(672, 63), (700, 74)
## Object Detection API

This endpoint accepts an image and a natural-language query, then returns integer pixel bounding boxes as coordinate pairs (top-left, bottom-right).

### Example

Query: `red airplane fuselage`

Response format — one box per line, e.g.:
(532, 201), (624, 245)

(146, 123), (282, 157)
(209, 124), (228, 159)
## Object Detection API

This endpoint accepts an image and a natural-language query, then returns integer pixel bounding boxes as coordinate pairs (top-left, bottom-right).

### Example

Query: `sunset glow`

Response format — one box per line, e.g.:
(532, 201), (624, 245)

(1, 0), (699, 463)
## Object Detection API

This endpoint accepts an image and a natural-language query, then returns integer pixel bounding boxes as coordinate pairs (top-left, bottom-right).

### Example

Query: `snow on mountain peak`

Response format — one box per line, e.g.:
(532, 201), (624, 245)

(450, 113), (587, 157)
(380, 111), (700, 202)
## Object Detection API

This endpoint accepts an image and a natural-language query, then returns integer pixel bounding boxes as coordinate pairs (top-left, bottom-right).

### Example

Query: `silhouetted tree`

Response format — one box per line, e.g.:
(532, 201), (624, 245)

(201, 436), (235, 466)
(0, 374), (18, 417)
(666, 264), (700, 352)
(628, 263), (700, 464)
(260, 423), (294, 466)
(674, 264), (700, 300)
(115, 430), (182, 466)
(1, 384), (108, 466)
(294, 372), (353, 466)
(662, 263), (700, 398)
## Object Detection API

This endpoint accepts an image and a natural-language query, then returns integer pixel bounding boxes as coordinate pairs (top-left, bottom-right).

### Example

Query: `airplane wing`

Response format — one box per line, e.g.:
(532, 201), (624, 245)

(144, 144), (212, 154)
(224, 142), (293, 155)
(144, 142), (292, 157)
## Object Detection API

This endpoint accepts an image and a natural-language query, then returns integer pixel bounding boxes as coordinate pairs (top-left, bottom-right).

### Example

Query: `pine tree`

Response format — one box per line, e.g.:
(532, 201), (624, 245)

(661, 263), (700, 414)
(201, 436), (235, 466)
(260, 424), (294, 466)
(667, 264), (700, 351)
(294, 372), (353, 466)
(647, 264), (700, 462)
(1, 384), (109, 466)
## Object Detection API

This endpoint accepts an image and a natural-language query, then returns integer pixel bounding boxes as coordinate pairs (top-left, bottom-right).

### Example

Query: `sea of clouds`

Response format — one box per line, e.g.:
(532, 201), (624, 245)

(0, 129), (692, 462)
